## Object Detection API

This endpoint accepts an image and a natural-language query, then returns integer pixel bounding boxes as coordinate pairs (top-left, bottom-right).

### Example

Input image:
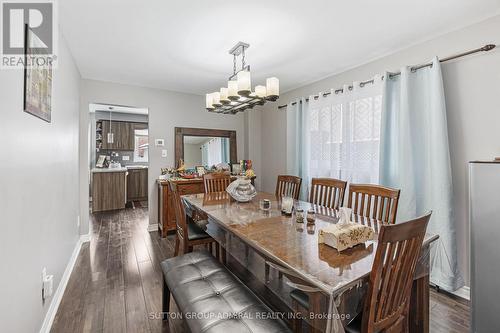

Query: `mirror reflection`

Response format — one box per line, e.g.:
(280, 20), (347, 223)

(183, 136), (230, 168)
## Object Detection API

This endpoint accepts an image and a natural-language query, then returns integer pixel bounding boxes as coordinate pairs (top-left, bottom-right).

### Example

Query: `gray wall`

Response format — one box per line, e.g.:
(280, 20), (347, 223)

(258, 15), (500, 287)
(79, 80), (246, 234)
(0, 33), (81, 331)
(184, 143), (203, 167)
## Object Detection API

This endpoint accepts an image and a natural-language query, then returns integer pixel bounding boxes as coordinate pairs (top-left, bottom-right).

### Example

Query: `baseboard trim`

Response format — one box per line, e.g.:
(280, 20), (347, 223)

(79, 232), (91, 243)
(450, 286), (470, 301)
(431, 282), (470, 301)
(147, 223), (158, 232)
(39, 235), (86, 333)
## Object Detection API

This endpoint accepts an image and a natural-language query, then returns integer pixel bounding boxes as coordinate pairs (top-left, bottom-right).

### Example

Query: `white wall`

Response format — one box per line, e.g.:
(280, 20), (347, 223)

(259, 15), (500, 286)
(79, 80), (246, 233)
(0, 34), (81, 331)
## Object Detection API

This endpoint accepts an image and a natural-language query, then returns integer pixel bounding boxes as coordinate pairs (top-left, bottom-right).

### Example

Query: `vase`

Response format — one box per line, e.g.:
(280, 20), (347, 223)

(226, 177), (257, 202)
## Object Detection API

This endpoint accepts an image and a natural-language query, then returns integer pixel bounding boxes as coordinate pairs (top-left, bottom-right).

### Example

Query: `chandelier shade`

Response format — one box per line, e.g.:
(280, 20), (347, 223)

(206, 41), (279, 114)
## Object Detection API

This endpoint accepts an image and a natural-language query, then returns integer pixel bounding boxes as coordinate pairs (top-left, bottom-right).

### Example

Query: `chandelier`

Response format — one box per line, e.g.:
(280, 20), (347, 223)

(206, 42), (279, 114)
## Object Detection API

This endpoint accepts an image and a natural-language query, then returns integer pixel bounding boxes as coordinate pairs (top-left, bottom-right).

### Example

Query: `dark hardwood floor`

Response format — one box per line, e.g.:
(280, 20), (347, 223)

(51, 207), (470, 333)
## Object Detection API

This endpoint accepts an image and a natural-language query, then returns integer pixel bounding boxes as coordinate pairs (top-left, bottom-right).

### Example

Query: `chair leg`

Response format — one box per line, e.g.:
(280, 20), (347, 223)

(310, 293), (324, 333)
(221, 246), (227, 265)
(174, 235), (180, 257)
(291, 299), (303, 333)
(216, 243), (220, 261)
(265, 263), (270, 283)
(162, 278), (170, 321)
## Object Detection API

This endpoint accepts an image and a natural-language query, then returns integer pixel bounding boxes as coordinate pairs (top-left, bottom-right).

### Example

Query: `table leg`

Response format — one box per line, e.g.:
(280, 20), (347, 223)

(409, 274), (429, 333)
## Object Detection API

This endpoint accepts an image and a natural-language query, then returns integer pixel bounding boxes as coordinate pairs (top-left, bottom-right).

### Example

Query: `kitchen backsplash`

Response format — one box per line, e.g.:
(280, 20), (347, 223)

(97, 149), (148, 167)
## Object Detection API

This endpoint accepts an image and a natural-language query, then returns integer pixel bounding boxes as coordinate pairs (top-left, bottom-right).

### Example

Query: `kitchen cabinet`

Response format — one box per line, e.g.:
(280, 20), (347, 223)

(127, 168), (148, 201)
(92, 169), (127, 212)
(100, 121), (147, 151)
(101, 120), (134, 150)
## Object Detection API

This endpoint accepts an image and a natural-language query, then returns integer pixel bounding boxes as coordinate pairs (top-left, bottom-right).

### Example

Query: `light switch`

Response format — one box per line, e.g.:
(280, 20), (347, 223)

(161, 149), (167, 158)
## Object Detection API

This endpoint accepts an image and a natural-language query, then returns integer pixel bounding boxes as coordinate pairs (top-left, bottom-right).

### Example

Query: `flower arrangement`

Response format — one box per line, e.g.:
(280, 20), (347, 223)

(245, 169), (256, 178)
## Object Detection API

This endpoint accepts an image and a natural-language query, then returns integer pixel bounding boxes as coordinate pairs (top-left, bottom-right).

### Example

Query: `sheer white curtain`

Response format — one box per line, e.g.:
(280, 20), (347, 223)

(380, 58), (462, 291)
(201, 138), (223, 167)
(287, 76), (383, 199)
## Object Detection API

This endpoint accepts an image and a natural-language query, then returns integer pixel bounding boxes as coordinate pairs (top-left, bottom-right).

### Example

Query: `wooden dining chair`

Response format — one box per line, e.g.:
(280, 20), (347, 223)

(309, 178), (347, 210)
(344, 212), (432, 333)
(288, 212), (431, 333)
(203, 172), (231, 193)
(347, 184), (401, 224)
(275, 175), (302, 200)
(169, 181), (218, 258)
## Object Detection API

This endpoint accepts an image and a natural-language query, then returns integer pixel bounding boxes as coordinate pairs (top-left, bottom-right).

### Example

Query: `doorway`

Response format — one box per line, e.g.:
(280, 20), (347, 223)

(88, 103), (150, 215)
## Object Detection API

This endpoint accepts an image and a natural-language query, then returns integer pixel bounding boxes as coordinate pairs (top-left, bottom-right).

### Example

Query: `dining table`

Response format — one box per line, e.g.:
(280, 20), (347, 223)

(182, 191), (438, 333)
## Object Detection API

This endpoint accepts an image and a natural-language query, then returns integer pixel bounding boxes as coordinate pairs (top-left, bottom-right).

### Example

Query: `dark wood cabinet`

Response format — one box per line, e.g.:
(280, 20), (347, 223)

(157, 179), (205, 237)
(92, 171), (127, 212)
(127, 168), (148, 201)
(101, 120), (135, 150)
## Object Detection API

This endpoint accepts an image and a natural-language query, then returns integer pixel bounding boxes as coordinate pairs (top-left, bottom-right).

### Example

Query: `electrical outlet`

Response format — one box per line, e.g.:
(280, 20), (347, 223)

(161, 149), (167, 158)
(41, 267), (53, 302)
(77, 216), (80, 227)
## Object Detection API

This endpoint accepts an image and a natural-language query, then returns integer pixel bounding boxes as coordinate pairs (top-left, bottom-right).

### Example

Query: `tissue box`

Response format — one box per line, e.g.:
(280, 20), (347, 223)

(319, 222), (375, 251)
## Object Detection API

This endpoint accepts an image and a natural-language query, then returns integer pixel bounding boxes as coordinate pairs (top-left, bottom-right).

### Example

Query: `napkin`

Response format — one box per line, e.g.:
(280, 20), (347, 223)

(318, 221), (374, 252)
(338, 207), (352, 225)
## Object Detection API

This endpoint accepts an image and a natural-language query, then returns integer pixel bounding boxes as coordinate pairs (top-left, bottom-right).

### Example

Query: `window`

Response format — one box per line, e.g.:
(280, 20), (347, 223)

(306, 81), (382, 185)
(133, 129), (148, 162)
(201, 137), (230, 167)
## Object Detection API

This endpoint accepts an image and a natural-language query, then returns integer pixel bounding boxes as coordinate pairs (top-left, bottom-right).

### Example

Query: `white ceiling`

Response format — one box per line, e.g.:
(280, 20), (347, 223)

(89, 103), (148, 115)
(60, 0), (500, 96)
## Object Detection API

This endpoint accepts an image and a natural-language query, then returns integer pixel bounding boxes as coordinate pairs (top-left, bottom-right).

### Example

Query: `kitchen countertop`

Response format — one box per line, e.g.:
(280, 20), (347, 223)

(125, 165), (148, 170)
(91, 167), (128, 173)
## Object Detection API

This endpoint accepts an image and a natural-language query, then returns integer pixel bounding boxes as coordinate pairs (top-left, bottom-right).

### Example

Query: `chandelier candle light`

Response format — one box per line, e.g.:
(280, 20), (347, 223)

(206, 42), (280, 114)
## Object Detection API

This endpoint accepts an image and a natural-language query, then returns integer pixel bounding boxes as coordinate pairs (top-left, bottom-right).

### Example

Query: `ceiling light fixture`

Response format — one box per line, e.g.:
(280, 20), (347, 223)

(206, 42), (279, 114)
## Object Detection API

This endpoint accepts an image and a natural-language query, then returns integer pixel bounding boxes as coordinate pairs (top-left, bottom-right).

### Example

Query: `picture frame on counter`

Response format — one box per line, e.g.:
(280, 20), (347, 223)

(232, 163), (242, 175)
(196, 166), (206, 176)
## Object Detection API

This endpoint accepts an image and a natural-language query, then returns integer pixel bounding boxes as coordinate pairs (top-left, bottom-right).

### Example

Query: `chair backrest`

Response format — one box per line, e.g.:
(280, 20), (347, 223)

(203, 172), (231, 193)
(309, 178), (347, 210)
(169, 182), (188, 241)
(347, 184), (400, 224)
(275, 175), (302, 200)
(362, 212), (431, 333)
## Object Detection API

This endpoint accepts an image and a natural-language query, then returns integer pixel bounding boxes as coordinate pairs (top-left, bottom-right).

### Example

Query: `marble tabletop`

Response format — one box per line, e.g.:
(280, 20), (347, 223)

(183, 191), (438, 295)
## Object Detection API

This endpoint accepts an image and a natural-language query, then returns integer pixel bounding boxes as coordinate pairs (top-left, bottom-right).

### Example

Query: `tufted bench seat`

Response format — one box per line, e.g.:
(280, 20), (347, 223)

(161, 250), (291, 333)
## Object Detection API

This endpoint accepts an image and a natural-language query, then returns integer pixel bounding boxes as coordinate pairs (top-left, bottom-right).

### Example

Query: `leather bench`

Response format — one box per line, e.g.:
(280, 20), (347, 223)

(161, 250), (291, 333)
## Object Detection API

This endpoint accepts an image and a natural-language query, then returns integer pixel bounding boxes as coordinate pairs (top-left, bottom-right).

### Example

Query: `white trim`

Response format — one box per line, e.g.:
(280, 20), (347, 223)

(39, 235), (86, 333)
(79, 233), (91, 243)
(147, 223), (158, 232)
(450, 286), (470, 301)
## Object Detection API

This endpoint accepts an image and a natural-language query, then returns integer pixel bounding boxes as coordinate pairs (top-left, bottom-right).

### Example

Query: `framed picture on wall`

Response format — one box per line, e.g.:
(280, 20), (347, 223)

(23, 24), (52, 123)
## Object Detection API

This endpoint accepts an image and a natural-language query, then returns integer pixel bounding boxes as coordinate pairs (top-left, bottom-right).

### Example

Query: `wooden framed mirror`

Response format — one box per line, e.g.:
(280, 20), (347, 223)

(174, 127), (237, 169)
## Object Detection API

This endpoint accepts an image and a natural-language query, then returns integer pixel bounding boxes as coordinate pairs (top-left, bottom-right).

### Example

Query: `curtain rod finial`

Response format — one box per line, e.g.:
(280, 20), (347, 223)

(484, 44), (496, 51)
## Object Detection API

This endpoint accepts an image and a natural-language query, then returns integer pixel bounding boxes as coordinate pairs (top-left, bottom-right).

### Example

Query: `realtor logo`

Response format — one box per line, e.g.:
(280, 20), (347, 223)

(1, 0), (57, 68)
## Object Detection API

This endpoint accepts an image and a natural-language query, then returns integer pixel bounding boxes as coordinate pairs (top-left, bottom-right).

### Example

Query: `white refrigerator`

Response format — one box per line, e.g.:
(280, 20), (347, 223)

(469, 161), (500, 332)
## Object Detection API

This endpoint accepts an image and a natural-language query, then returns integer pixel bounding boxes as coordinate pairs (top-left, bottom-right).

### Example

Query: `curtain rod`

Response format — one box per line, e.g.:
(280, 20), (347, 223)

(277, 44), (496, 109)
